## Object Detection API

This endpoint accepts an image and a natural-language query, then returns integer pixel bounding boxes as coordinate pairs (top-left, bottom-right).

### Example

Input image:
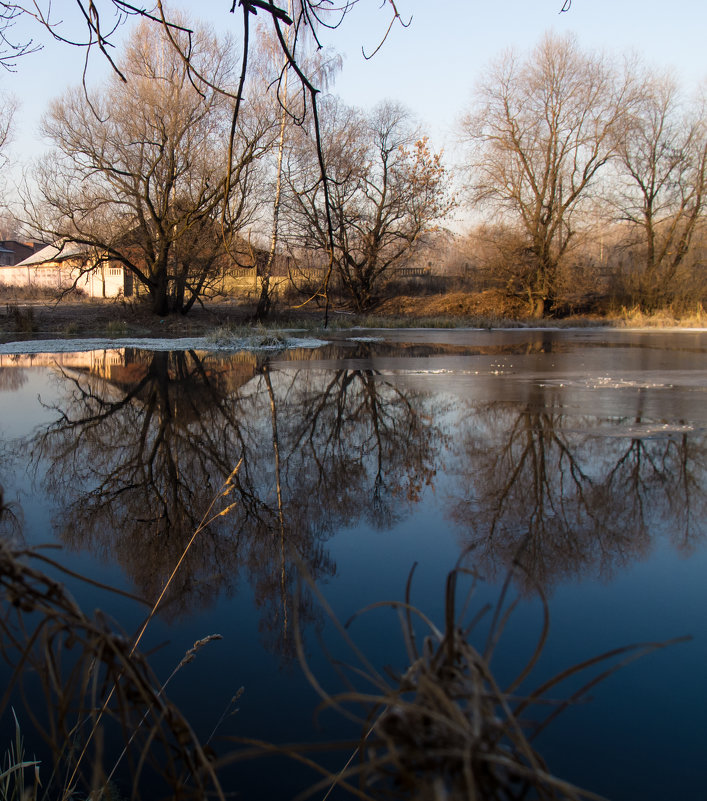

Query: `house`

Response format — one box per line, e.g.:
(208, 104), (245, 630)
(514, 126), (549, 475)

(0, 244), (13, 266)
(0, 240), (44, 266)
(0, 242), (133, 298)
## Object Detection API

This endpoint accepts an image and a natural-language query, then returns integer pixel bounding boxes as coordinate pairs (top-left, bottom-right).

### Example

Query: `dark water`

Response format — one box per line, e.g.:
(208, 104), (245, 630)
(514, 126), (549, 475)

(1, 328), (706, 800)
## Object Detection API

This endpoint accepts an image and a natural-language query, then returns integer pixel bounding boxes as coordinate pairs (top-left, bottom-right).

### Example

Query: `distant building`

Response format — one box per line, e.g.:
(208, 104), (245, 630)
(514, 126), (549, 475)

(0, 240), (43, 266)
(0, 242), (133, 298)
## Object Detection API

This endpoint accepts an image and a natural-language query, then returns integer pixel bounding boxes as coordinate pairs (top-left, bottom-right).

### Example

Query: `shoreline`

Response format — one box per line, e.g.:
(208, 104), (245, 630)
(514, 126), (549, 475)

(1, 325), (707, 356)
(2, 296), (706, 349)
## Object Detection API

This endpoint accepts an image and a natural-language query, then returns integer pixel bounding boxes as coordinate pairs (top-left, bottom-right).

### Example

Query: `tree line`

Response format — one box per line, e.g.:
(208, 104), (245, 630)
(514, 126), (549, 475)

(460, 32), (707, 316)
(3, 19), (706, 317)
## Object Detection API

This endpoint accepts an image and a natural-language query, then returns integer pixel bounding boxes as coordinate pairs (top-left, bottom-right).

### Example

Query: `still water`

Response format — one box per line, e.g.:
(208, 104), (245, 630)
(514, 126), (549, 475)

(1, 328), (706, 800)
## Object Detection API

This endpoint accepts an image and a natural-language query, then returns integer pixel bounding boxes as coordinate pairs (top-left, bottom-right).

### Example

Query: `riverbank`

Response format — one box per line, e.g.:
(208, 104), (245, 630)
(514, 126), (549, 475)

(1, 293), (706, 341)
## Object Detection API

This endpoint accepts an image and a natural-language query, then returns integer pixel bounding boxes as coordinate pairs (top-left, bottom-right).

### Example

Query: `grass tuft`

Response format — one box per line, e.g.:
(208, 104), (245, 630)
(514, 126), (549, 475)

(0, 710), (40, 801)
(280, 560), (689, 801)
(104, 320), (128, 338)
(207, 324), (289, 349)
(5, 304), (37, 334)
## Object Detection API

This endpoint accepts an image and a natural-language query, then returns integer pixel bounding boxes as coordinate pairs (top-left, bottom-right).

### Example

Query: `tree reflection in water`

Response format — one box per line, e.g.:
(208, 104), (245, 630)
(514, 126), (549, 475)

(0, 365), (28, 391)
(25, 346), (440, 659)
(3, 339), (707, 799)
(13, 342), (707, 649)
(447, 383), (707, 592)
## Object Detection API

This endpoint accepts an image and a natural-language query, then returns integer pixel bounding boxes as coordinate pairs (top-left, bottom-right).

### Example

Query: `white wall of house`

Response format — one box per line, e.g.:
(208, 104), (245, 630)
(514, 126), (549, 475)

(0, 260), (130, 298)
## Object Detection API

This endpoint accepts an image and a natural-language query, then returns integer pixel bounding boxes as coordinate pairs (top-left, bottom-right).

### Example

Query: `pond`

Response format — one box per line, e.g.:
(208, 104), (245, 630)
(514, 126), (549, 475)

(0, 327), (706, 800)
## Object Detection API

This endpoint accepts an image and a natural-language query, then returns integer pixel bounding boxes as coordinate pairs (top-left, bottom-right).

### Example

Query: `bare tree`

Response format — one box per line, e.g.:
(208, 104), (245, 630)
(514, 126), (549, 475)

(26, 18), (277, 315)
(283, 97), (453, 311)
(0, 87), (13, 161)
(462, 32), (635, 316)
(3, 1), (416, 322)
(612, 71), (707, 309)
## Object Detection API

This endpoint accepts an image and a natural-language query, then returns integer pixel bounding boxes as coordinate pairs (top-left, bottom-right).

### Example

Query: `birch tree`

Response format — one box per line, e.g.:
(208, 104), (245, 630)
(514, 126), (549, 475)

(253, 21), (341, 321)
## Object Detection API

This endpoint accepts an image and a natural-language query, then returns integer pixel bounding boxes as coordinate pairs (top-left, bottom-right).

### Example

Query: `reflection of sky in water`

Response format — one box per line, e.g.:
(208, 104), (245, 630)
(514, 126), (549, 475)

(0, 330), (706, 801)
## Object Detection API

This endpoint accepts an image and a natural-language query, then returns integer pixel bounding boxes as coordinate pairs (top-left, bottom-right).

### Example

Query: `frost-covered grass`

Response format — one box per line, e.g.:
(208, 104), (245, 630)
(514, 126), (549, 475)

(207, 324), (288, 347)
(205, 325), (328, 351)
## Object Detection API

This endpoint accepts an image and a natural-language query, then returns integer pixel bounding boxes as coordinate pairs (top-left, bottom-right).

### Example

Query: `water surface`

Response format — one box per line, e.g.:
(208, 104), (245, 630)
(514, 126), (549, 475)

(1, 328), (706, 800)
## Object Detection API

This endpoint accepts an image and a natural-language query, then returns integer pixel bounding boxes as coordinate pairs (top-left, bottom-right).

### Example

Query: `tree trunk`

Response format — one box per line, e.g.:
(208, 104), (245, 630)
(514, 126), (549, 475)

(256, 9), (291, 323)
(255, 275), (272, 321)
(150, 270), (170, 316)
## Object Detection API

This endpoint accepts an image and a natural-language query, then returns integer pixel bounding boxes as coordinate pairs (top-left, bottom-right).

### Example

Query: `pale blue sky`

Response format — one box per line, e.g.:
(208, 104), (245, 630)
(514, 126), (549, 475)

(325, 0), (706, 151)
(3, 0), (706, 184)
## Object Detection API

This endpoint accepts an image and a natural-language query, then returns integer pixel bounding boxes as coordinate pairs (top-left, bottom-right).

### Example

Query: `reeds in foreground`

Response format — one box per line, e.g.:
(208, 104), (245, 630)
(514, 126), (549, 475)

(0, 463), (243, 801)
(241, 561), (687, 801)
(0, 505), (689, 801)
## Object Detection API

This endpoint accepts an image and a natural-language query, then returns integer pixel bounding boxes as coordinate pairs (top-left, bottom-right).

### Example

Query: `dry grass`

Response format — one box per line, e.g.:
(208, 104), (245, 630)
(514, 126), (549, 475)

(206, 324), (289, 348)
(1, 292), (706, 340)
(0, 475), (689, 801)
(0, 286), (64, 303)
(0, 465), (242, 801)
(610, 303), (707, 328)
(223, 559), (687, 801)
(376, 290), (531, 322)
(4, 304), (37, 334)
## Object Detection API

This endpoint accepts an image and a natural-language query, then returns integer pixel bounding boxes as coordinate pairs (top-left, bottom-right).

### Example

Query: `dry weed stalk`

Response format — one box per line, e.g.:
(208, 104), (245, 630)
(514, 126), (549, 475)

(0, 540), (225, 800)
(240, 560), (687, 801)
(0, 476), (689, 801)
(0, 461), (243, 800)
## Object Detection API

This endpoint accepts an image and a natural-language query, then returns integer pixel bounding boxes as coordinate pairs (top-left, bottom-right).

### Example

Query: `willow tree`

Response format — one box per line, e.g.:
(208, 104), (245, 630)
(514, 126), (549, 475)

(463, 32), (635, 316)
(29, 19), (276, 315)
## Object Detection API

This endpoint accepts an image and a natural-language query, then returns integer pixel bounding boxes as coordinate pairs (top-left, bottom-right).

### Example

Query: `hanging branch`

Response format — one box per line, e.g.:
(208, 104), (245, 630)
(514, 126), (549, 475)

(362, 0), (411, 60)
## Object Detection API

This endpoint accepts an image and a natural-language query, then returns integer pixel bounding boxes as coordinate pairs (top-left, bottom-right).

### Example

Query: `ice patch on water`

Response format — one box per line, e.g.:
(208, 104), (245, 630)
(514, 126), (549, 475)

(540, 375), (673, 390)
(597, 422), (696, 439)
(376, 368), (486, 377)
(0, 335), (328, 355)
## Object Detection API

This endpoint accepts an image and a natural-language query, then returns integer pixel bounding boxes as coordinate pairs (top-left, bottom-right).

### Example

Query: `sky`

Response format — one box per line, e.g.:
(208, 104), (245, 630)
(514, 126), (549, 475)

(2, 0), (706, 212)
